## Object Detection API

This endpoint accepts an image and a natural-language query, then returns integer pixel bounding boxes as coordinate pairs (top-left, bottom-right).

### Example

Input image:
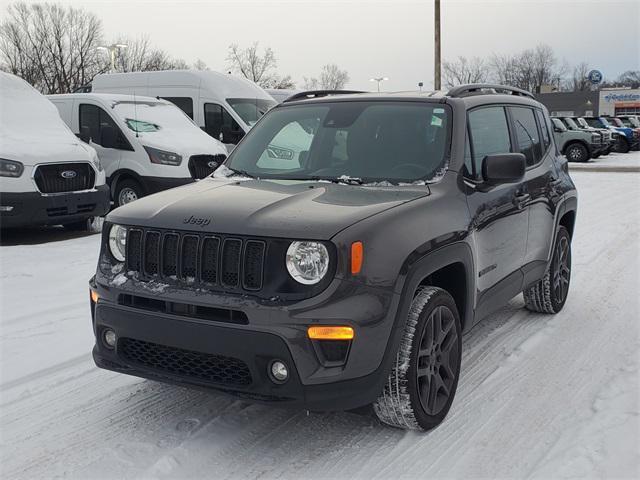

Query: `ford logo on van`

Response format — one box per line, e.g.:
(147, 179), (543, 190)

(61, 170), (77, 179)
(207, 160), (218, 169)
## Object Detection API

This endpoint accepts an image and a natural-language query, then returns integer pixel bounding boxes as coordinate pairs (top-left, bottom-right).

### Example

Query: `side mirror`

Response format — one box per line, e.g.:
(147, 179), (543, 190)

(79, 126), (91, 144)
(100, 124), (117, 149)
(482, 153), (526, 186)
(221, 124), (245, 144)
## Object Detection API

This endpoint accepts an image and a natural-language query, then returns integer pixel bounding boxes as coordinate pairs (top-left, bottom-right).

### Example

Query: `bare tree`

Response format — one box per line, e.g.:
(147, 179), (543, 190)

(442, 56), (487, 87)
(0, 2), (107, 93)
(612, 70), (640, 88)
(571, 62), (591, 91)
(302, 64), (349, 90)
(226, 42), (293, 88)
(489, 44), (567, 92)
(193, 58), (209, 70)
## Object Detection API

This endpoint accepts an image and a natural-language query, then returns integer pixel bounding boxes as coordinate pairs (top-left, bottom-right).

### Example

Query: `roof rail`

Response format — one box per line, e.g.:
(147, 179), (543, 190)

(283, 89), (365, 103)
(447, 84), (535, 99)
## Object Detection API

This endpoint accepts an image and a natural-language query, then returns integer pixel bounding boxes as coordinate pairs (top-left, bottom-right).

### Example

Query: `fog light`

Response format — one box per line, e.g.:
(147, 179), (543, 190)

(270, 360), (289, 383)
(103, 329), (116, 349)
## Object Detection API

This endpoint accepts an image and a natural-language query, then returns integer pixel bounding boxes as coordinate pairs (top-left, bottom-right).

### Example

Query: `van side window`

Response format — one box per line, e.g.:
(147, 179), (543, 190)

(509, 106), (543, 166)
(535, 109), (551, 151)
(79, 104), (131, 150)
(204, 103), (243, 143)
(467, 106), (511, 179)
(161, 97), (194, 119)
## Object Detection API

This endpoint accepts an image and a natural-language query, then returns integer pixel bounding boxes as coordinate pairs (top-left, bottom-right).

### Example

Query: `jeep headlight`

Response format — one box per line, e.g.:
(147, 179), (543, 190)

(286, 241), (329, 285)
(109, 224), (127, 262)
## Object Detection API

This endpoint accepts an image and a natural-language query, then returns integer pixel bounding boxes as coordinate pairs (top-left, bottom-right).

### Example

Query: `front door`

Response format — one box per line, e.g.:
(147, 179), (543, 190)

(464, 105), (529, 322)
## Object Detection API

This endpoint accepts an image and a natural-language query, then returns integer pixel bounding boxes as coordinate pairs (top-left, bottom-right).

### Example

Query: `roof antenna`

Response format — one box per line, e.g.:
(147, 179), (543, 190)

(133, 90), (139, 138)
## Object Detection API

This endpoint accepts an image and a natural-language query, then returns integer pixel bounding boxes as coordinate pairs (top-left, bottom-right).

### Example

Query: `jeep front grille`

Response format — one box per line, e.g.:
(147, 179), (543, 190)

(126, 228), (266, 292)
(34, 163), (95, 193)
(119, 337), (252, 386)
(188, 154), (227, 180)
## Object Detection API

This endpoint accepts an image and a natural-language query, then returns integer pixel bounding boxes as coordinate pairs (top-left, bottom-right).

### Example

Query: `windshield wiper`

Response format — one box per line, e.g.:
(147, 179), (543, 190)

(226, 167), (256, 178)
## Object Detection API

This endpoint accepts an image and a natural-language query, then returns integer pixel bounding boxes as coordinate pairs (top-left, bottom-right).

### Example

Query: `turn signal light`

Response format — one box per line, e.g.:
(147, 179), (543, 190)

(351, 241), (363, 274)
(90, 289), (99, 303)
(308, 325), (354, 340)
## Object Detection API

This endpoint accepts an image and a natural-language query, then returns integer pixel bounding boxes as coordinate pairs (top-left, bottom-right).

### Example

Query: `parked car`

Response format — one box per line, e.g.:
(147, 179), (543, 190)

(0, 72), (109, 229)
(573, 116), (622, 152)
(91, 70), (277, 150)
(558, 116), (613, 155)
(605, 116), (640, 145)
(617, 115), (640, 129)
(581, 116), (638, 153)
(550, 117), (603, 161)
(89, 84), (577, 431)
(48, 93), (228, 207)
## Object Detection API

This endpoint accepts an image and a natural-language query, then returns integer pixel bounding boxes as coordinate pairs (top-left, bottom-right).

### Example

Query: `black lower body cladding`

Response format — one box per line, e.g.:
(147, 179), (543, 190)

(0, 185), (110, 228)
(91, 276), (403, 411)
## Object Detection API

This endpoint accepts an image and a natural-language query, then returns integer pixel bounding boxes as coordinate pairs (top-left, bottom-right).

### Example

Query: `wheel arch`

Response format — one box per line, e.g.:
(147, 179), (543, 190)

(109, 169), (147, 199)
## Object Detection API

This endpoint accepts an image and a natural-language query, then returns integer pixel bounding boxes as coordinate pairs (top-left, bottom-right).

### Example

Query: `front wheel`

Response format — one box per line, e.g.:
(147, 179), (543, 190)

(114, 178), (144, 208)
(565, 143), (589, 162)
(616, 137), (630, 154)
(373, 286), (462, 431)
(523, 226), (572, 314)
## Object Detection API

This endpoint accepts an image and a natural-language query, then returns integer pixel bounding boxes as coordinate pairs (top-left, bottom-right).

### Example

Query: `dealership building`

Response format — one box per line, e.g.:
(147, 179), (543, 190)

(536, 87), (640, 117)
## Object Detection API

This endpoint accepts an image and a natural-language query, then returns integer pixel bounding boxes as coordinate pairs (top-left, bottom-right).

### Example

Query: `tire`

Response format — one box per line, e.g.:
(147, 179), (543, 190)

(114, 178), (144, 207)
(617, 137), (630, 154)
(373, 286), (462, 431)
(523, 226), (572, 314)
(565, 143), (589, 162)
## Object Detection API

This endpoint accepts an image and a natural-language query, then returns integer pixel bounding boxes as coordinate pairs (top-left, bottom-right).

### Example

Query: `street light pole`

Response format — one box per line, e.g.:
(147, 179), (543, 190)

(97, 44), (128, 72)
(370, 77), (389, 92)
(434, 0), (441, 90)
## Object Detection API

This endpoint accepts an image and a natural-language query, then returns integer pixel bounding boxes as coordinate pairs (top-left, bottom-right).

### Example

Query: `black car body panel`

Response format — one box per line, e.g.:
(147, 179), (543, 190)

(91, 87), (578, 411)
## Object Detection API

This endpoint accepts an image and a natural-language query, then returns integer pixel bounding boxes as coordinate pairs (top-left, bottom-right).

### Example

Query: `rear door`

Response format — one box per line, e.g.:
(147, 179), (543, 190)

(464, 105), (529, 321)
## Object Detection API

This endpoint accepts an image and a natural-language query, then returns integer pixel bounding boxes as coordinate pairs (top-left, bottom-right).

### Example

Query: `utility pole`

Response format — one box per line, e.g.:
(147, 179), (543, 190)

(434, 0), (441, 90)
(97, 44), (128, 72)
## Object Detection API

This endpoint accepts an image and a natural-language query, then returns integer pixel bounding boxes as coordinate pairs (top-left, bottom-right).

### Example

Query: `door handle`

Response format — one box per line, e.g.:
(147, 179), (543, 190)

(514, 193), (531, 209)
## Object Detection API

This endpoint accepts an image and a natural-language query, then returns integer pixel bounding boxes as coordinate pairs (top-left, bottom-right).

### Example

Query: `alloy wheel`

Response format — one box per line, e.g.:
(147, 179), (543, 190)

(118, 187), (138, 205)
(552, 236), (571, 304)
(416, 305), (459, 416)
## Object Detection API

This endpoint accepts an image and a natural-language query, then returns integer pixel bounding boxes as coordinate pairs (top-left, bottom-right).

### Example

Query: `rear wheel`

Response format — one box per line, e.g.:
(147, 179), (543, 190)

(565, 143), (589, 162)
(523, 226), (572, 314)
(373, 286), (462, 431)
(114, 178), (144, 207)
(616, 137), (630, 154)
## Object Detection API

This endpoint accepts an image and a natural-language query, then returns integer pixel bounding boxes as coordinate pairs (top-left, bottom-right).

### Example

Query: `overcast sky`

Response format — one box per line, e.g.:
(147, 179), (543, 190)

(2, 0), (639, 90)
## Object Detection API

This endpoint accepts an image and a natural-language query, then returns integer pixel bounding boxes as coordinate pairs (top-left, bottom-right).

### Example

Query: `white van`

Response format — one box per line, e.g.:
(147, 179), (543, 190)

(0, 72), (109, 229)
(91, 70), (277, 150)
(48, 93), (228, 207)
(265, 88), (300, 104)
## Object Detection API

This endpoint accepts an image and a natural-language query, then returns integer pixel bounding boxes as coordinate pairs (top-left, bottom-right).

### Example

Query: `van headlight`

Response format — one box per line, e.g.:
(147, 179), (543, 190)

(0, 158), (24, 177)
(144, 146), (182, 166)
(286, 241), (329, 285)
(109, 224), (127, 262)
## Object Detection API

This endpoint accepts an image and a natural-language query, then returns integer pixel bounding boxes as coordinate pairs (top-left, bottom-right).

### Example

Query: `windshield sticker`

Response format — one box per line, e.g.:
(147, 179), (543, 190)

(431, 115), (443, 127)
(434, 108), (445, 114)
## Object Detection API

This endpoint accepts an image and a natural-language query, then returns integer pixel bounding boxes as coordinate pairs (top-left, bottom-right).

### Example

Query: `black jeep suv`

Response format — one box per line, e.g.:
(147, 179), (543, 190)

(90, 84), (577, 431)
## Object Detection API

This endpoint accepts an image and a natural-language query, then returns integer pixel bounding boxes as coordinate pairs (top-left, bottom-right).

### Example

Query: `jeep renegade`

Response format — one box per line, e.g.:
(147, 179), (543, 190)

(90, 84), (577, 431)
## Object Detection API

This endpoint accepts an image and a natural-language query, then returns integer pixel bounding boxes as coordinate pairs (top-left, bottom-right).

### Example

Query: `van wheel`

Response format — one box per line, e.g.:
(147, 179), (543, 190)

(523, 226), (571, 314)
(372, 286), (462, 431)
(114, 179), (144, 207)
(565, 143), (588, 162)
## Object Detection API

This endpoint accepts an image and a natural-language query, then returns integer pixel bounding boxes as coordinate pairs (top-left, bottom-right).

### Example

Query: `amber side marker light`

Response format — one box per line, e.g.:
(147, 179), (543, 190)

(351, 241), (363, 274)
(308, 326), (355, 340)
(90, 289), (99, 303)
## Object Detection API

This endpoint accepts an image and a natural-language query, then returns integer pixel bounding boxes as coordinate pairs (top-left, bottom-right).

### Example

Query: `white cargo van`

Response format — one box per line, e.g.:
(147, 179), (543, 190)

(265, 88), (300, 103)
(0, 72), (109, 229)
(48, 93), (228, 207)
(91, 70), (277, 150)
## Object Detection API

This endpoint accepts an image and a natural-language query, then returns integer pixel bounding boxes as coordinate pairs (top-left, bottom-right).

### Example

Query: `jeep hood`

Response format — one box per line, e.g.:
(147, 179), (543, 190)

(107, 177), (430, 239)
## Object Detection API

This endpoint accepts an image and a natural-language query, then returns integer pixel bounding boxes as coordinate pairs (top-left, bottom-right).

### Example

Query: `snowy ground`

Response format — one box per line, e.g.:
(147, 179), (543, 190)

(1, 169), (639, 479)
(569, 148), (640, 172)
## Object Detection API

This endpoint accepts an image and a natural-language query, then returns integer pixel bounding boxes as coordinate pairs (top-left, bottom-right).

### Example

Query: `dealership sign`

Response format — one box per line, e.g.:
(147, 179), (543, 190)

(602, 92), (640, 103)
(587, 70), (603, 85)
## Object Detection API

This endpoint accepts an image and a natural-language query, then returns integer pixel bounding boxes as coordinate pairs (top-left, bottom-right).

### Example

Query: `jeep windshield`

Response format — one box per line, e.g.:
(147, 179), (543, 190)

(227, 98), (277, 127)
(223, 101), (450, 184)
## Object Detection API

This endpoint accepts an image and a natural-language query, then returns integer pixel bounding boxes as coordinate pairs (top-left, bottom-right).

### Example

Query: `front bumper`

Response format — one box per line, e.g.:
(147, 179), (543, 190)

(0, 185), (110, 228)
(90, 274), (402, 411)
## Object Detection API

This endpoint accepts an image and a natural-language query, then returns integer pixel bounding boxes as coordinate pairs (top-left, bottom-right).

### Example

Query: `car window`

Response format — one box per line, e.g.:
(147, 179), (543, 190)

(467, 106), (511, 179)
(225, 102), (450, 184)
(79, 103), (130, 150)
(536, 110), (551, 150)
(204, 103), (242, 142)
(161, 97), (194, 119)
(509, 107), (543, 167)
